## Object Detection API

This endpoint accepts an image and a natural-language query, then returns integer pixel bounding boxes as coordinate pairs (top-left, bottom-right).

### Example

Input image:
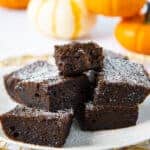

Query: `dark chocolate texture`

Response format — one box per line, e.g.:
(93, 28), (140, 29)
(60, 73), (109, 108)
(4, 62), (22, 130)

(0, 105), (73, 147)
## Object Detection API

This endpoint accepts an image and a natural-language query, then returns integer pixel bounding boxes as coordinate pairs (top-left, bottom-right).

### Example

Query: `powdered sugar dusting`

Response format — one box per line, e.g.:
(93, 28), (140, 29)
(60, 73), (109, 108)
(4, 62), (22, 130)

(9, 105), (73, 120)
(85, 102), (94, 110)
(103, 57), (150, 88)
(11, 61), (61, 83)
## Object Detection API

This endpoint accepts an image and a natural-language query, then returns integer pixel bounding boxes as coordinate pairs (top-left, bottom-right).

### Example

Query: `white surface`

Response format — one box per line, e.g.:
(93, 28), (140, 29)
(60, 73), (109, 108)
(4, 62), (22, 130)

(0, 8), (128, 60)
(1, 63), (150, 150)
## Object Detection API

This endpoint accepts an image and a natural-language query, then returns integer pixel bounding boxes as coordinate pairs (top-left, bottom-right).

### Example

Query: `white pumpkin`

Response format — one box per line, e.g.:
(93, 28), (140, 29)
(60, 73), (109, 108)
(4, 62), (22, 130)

(28, 0), (97, 39)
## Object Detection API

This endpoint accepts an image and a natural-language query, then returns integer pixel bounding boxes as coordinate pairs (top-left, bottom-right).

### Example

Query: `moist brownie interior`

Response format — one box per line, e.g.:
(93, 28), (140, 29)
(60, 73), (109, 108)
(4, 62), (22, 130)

(54, 42), (103, 76)
(4, 61), (58, 102)
(76, 102), (138, 131)
(0, 105), (73, 147)
(4, 61), (91, 111)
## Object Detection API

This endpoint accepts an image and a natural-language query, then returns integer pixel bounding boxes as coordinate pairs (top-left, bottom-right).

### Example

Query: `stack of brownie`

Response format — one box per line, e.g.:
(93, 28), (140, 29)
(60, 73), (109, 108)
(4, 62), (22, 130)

(1, 42), (150, 147)
(76, 57), (150, 130)
(54, 42), (150, 130)
(1, 61), (90, 147)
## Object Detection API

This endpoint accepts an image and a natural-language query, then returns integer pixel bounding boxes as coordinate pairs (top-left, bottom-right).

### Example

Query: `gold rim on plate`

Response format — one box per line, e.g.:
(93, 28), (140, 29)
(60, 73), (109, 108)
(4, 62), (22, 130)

(0, 54), (50, 67)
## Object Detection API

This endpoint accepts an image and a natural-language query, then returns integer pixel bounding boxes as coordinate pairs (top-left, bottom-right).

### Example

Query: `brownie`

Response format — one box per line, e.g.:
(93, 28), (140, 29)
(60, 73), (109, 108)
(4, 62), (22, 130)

(76, 102), (138, 131)
(4, 61), (90, 112)
(94, 57), (150, 106)
(0, 105), (73, 147)
(54, 42), (103, 76)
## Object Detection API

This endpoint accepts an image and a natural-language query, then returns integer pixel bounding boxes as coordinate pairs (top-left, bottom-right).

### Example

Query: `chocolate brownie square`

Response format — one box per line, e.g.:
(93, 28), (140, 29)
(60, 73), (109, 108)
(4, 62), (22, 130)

(76, 102), (138, 131)
(0, 105), (73, 147)
(4, 61), (90, 111)
(94, 57), (150, 106)
(54, 42), (103, 76)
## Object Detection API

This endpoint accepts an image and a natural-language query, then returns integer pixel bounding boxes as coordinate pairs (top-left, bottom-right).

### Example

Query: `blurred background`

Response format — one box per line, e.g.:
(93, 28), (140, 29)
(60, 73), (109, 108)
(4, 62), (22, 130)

(0, 0), (149, 66)
(0, 1), (150, 149)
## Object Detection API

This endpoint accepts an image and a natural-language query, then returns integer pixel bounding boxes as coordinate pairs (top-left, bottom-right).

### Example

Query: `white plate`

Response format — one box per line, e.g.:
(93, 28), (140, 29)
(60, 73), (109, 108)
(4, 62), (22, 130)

(0, 64), (150, 150)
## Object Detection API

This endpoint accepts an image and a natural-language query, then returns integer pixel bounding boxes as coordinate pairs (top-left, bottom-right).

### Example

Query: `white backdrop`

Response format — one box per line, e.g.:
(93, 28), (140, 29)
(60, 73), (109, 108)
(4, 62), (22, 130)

(0, 8), (128, 60)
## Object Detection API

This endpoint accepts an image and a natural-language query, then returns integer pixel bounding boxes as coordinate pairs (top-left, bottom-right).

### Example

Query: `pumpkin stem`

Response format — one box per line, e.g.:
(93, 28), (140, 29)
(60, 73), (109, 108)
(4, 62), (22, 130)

(145, 2), (150, 23)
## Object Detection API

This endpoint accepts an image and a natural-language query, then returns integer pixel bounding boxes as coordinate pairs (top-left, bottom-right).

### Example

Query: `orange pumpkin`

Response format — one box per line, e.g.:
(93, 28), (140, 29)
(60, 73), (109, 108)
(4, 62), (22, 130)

(115, 3), (150, 55)
(0, 0), (29, 9)
(85, 0), (146, 17)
